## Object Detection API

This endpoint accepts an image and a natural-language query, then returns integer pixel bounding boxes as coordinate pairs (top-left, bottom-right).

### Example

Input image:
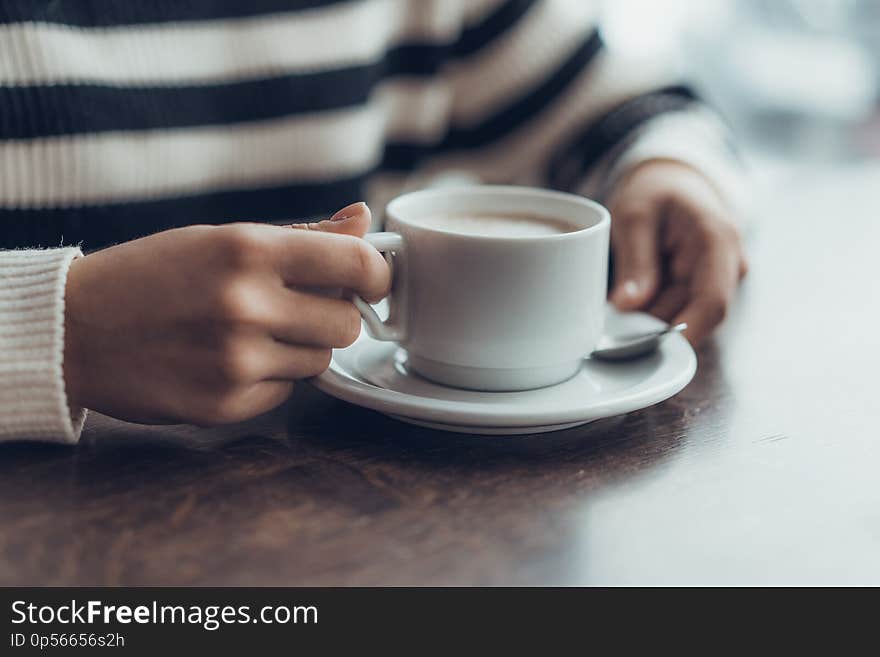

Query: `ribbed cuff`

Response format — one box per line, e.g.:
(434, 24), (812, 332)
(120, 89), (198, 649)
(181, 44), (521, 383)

(595, 107), (751, 223)
(0, 247), (86, 444)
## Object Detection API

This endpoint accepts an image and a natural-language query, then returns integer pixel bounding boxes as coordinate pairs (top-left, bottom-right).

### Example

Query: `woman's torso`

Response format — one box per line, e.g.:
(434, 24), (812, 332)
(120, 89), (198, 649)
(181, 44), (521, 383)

(0, 0), (484, 248)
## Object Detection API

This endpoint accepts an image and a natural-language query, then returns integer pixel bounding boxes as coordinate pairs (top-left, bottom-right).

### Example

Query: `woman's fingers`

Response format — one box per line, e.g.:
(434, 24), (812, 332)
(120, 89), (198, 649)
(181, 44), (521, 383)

(199, 380), (296, 426)
(220, 335), (333, 383)
(267, 289), (362, 349)
(647, 284), (689, 322)
(609, 210), (661, 311)
(279, 201), (389, 301)
(674, 245), (741, 346)
(272, 229), (391, 302)
(261, 341), (334, 380)
(675, 294), (730, 347)
(241, 381), (297, 415)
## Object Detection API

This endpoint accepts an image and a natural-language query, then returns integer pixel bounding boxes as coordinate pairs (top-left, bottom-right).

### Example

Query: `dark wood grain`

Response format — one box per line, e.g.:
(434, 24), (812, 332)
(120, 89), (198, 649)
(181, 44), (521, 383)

(1, 165), (879, 585)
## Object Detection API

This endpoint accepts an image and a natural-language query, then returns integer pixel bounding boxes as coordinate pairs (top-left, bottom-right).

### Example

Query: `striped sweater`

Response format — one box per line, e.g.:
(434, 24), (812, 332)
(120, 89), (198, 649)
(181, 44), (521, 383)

(0, 0), (743, 442)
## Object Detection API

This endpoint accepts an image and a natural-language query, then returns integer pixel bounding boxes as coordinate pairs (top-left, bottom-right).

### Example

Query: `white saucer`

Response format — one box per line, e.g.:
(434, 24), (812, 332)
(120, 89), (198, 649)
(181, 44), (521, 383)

(311, 306), (697, 435)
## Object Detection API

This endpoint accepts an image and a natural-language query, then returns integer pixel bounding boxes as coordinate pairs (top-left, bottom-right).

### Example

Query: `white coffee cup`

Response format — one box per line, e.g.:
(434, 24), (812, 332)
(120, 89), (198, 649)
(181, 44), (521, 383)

(354, 185), (610, 391)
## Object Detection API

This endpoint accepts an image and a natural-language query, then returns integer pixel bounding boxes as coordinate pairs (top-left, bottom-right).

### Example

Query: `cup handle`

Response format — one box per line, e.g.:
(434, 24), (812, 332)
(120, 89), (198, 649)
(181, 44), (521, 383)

(353, 232), (407, 342)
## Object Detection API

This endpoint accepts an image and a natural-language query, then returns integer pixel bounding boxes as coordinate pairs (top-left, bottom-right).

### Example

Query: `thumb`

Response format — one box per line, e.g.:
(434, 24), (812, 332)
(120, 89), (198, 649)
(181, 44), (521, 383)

(288, 201), (372, 238)
(609, 212), (661, 311)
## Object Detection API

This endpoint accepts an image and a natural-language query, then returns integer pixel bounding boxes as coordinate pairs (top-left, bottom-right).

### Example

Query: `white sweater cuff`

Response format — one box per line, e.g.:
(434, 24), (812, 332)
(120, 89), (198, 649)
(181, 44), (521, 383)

(0, 247), (86, 444)
(590, 107), (751, 223)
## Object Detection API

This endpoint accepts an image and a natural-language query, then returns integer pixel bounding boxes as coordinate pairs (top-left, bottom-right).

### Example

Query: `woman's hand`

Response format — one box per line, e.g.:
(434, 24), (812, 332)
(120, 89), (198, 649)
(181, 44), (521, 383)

(63, 202), (389, 425)
(606, 160), (748, 346)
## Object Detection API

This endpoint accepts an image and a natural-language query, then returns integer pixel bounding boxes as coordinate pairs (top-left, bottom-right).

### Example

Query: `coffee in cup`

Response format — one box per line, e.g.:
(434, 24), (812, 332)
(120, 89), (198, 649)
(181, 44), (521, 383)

(410, 212), (579, 237)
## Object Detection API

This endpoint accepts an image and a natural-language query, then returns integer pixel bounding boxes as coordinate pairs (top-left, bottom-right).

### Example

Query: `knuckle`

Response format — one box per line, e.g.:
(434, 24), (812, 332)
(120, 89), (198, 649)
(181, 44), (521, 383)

(703, 294), (729, 324)
(702, 215), (741, 244)
(215, 281), (262, 324)
(216, 340), (260, 384)
(215, 224), (264, 269)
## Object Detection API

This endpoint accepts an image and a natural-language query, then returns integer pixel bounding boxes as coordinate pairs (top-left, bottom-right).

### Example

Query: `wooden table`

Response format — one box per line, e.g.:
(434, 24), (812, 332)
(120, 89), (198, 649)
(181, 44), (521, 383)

(2, 165), (879, 586)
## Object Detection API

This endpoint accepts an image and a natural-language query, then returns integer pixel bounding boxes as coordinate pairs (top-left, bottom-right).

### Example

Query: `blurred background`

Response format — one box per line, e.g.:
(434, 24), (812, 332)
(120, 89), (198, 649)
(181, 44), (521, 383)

(598, 0), (880, 175)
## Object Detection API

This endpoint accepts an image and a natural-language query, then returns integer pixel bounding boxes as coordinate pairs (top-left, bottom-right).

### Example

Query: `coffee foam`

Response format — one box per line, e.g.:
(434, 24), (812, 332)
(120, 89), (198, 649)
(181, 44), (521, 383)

(412, 212), (577, 237)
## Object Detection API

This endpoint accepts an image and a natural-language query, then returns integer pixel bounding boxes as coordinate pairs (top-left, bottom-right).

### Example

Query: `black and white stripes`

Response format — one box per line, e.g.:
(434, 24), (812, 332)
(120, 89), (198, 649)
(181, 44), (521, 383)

(0, 0), (733, 249)
(0, 1), (357, 26)
(546, 85), (699, 192)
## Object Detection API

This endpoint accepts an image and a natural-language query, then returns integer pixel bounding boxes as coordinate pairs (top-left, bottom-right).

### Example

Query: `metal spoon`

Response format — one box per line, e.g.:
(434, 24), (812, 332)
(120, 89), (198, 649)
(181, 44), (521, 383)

(591, 322), (687, 361)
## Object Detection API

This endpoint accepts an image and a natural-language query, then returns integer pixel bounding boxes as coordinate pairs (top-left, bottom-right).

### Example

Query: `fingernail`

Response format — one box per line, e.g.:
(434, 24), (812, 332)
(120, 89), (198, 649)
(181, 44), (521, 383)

(622, 280), (640, 298)
(330, 201), (367, 222)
